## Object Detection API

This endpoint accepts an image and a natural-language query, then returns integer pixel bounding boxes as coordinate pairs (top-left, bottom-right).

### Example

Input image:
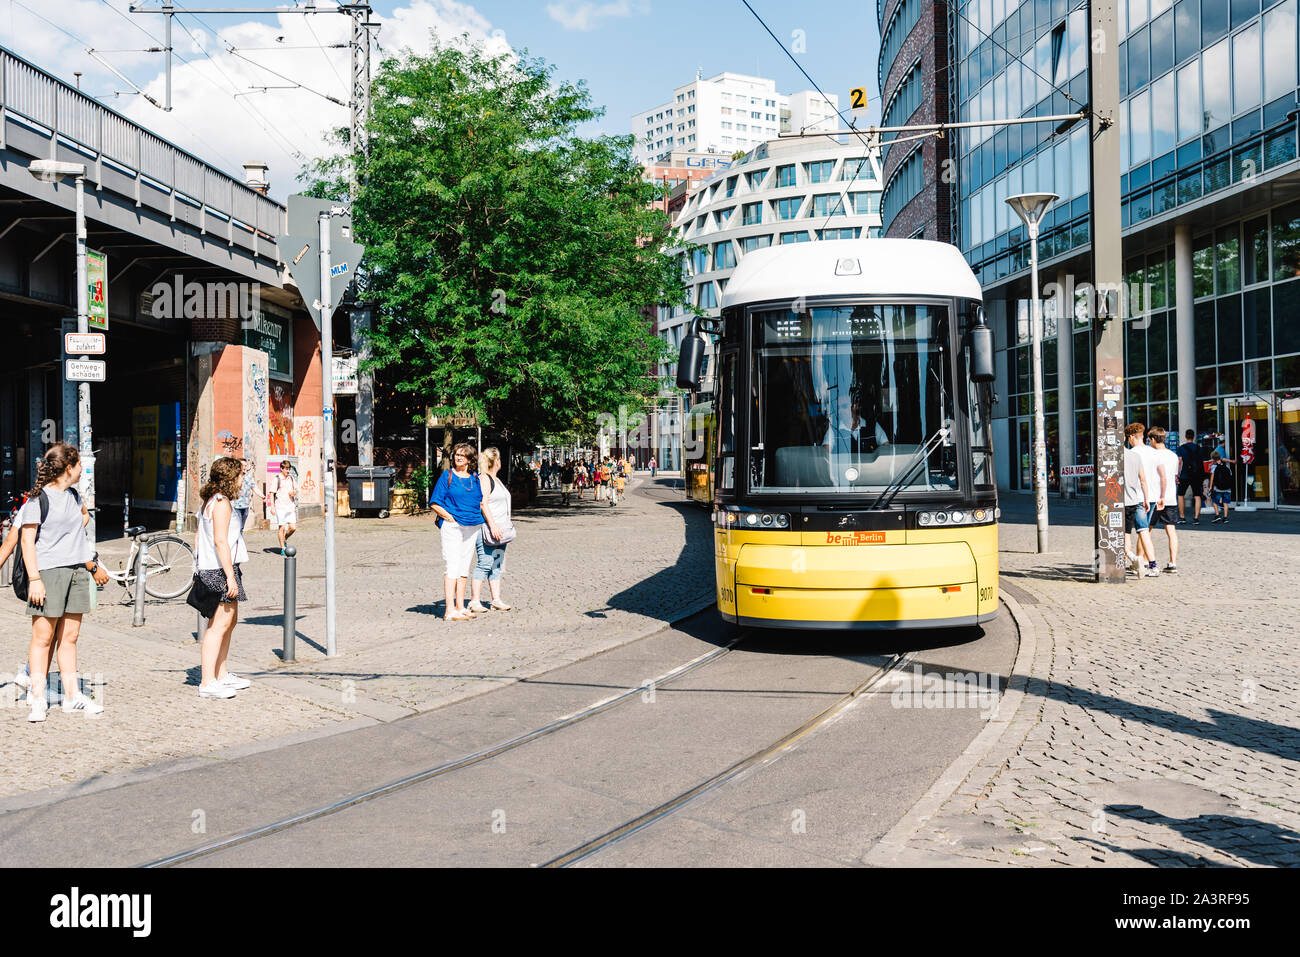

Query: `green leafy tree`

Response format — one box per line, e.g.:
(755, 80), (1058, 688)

(305, 39), (682, 454)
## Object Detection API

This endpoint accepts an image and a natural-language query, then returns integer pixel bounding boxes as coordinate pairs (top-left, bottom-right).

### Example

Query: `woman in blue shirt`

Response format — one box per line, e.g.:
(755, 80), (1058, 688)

(430, 443), (485, 621)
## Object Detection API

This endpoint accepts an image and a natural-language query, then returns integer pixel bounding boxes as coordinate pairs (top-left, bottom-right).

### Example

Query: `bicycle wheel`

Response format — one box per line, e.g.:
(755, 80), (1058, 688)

(142, 535), (196, 599)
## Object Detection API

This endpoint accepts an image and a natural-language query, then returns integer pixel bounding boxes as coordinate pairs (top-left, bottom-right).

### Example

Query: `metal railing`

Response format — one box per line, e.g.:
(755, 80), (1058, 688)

(0, 45), (285, 258)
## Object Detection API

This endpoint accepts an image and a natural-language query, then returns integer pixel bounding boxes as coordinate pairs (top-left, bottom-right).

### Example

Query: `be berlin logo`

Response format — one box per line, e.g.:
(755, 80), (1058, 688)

(49, 887), (151, 937)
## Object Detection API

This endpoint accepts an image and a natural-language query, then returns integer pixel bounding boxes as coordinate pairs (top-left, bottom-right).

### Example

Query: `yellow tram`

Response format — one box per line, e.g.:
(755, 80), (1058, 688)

(675, 239), (999, 630)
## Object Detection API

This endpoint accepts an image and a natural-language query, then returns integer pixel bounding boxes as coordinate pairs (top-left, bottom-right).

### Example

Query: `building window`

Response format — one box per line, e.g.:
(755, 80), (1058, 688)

(805, 160), (836, 183)
(817, 227), (863, 240)
(776, 197), (802, 220)
(698, 282), (717, 309)
(775, 164), (796, 187)
(849, 192), (877, 215)
(841, 157), (873, 183)
(780, 231), (811, 243)
(741, 234), (773, 252)
(812, 194), (847, 217)
(714, 241), (736, 270)
(742, 202), (763, 225)
(745, 169), (767, 190)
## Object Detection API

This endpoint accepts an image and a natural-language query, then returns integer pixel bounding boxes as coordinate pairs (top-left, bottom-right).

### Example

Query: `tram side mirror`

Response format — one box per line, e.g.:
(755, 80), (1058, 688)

(676, 314), (707, 390)
(676, 333), (704, 390)
(970, 308), (995, 383)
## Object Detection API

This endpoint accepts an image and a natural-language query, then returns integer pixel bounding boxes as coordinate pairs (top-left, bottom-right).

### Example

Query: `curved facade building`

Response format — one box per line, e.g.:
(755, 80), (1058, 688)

(650, 136), (884, 469)
(877, 0), (954, 241)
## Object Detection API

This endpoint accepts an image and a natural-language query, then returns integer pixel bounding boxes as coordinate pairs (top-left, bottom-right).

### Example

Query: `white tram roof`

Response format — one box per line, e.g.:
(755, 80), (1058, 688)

(719, 238), (983, 308)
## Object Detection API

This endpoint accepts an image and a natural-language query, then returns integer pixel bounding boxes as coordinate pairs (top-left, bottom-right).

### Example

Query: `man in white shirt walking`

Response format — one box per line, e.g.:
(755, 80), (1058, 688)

(1147, 426), (1181, 573)
(1123, 422), (1160, 578)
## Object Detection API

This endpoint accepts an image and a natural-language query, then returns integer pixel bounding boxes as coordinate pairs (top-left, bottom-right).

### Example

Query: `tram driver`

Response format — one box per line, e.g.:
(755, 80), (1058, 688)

(821, 387), (890, 457)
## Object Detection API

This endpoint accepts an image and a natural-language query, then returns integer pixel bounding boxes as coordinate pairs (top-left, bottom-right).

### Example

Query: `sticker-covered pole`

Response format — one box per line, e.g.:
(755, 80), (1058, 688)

(1090, 0), (1126, 583)
(319, 211), (338, 655)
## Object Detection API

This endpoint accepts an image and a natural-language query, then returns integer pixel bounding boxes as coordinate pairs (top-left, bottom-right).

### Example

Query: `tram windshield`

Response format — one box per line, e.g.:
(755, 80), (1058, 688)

(748, 303), (958, 495)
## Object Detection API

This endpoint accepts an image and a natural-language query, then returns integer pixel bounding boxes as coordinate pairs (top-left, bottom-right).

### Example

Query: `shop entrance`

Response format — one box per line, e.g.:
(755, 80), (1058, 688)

(1226, 397), (1273, 509)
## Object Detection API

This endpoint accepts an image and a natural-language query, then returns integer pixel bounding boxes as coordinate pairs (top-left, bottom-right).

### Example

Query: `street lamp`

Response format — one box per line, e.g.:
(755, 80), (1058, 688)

(29, 160), (96, 545)
(1005, 191), (1057, 555)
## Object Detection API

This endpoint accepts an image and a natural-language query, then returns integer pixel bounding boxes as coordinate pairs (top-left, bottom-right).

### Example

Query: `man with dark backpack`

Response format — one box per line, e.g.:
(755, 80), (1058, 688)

(1209, 451), (1233, 523)
(1176, 428), (1206, 524)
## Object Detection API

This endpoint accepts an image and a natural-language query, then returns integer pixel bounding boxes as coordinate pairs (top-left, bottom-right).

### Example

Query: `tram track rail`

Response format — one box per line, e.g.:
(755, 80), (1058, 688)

(142, 636), (740, 868)
(540, 649), (917, 867)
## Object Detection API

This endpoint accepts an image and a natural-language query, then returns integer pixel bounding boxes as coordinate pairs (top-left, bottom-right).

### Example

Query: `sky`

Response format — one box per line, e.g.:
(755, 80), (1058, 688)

(0, 1), (881, 201)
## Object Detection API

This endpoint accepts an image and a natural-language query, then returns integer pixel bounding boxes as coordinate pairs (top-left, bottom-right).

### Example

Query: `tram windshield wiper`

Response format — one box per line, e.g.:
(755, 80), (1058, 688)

(867, 420), (953, 511)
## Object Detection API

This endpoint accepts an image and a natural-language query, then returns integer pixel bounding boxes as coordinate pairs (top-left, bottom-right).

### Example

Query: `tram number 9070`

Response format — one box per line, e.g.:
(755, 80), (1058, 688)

(979, 586), (996, 603)
(719, 586), (736, 605)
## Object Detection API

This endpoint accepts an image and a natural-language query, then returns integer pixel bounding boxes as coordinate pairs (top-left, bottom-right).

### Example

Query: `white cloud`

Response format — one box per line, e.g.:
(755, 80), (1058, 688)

(546, 0), (649, 32)
(0, 1), (510, 200)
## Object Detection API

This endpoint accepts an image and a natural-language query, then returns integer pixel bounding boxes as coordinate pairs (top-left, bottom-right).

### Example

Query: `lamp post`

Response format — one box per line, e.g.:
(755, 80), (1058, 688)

(29, 160), (94, 545)
(1005, 191), (1058, 555)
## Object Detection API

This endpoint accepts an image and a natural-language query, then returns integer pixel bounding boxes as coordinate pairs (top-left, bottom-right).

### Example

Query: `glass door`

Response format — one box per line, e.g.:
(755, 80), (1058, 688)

(1227, 397), (1273, 508)
(1276, 392), (1300, 509)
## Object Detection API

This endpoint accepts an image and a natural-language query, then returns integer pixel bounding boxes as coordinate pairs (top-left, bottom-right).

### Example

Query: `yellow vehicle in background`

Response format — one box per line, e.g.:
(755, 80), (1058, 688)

(684, 400), (715, 507)
(675, 239), (999, 631)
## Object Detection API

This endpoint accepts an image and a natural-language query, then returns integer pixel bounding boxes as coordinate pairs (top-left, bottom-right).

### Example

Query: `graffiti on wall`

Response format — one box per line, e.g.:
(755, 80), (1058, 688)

(269, 383), (295, 456)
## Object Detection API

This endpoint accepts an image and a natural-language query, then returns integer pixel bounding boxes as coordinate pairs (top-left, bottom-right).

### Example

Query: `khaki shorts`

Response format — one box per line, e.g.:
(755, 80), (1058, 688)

(28, 564), (93, 618)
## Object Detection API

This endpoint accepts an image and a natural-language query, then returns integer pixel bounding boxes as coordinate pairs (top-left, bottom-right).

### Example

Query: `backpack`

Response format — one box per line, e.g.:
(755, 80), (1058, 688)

(12, 488), (80, 602)
(1212, 462), (1232, 492)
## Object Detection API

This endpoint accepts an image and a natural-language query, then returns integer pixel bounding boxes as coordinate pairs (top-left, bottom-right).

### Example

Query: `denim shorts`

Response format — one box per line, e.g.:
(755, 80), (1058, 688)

(473, 533), (507, 581)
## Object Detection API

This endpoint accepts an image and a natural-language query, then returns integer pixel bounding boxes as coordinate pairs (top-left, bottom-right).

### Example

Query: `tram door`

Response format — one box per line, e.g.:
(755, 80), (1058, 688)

(1227, 397), (1273, 508)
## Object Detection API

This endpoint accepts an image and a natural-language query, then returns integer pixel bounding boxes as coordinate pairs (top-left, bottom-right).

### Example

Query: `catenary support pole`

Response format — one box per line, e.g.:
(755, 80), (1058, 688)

(1089, 0), (1126, 584)
(319, 211), (338, 656)
(74, 174), (95, 547)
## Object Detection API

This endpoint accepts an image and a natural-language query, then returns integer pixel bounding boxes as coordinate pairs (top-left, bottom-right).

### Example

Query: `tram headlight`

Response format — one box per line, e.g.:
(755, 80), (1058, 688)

(918, 511), (933, 526)
(775, 513), (789, 528)
(760, 513), (773, 526)
(933, 511), (949, 524)
(950, 510), (965, 524)
(745, 513), (759, 526)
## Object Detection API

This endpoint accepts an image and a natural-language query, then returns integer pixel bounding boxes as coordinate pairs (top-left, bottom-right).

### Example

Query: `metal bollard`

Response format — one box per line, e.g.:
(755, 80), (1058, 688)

(131, 533), (149, 627)
(282, 545), (297, 663)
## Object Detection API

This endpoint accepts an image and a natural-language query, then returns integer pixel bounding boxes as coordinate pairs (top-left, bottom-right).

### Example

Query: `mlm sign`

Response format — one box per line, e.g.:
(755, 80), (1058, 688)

(88, 249), (108, 330)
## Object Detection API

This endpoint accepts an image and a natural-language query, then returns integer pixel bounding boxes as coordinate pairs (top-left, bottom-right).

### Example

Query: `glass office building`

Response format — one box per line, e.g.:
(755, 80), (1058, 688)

(950, 0), (1300, 508)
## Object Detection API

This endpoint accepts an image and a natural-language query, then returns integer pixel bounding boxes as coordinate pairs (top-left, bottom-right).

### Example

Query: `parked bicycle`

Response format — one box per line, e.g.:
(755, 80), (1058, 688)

(107, 525), (195, 600)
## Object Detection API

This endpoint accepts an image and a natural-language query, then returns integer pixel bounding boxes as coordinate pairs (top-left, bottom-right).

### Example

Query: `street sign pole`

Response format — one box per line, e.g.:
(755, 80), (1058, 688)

(319, 210), (338, 658)
(1090, 0), (1126, 583)
(74, 173), (95, 546)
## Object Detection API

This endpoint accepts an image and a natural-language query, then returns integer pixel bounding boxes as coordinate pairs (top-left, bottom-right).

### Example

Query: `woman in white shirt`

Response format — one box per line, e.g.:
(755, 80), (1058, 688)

(468, 447), (514, 613)
(195, 457), (251, 699)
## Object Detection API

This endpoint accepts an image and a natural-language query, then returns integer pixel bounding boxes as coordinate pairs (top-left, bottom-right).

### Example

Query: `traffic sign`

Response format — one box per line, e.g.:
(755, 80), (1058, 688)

(65, 332), (106, 355)
(66, 359), (106, 382)
(276, 196), (365, 331)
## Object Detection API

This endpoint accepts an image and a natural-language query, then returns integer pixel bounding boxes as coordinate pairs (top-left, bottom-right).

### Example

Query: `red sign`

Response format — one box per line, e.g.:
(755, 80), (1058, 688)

(1241, 413), (1256, 465)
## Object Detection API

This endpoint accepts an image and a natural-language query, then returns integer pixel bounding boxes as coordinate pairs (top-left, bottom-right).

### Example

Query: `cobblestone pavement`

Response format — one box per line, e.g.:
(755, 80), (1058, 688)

(891, 498), (1300, 867)
(0, 476), (714, 799)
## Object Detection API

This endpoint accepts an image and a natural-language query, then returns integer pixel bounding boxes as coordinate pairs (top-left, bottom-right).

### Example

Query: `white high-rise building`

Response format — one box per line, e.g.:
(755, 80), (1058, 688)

(632, 72), (839, 167)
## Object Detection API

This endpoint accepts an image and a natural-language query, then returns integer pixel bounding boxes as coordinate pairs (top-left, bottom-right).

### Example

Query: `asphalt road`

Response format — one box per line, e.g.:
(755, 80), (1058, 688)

(0, 605), (1016, 867)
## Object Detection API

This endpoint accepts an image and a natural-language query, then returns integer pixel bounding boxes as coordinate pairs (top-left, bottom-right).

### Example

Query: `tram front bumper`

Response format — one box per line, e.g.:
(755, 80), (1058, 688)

(731, 542), (984, 629)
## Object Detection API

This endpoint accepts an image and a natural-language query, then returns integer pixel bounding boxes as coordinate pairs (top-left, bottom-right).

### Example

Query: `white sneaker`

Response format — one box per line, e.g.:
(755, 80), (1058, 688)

(61, 693), (104, 716)
(14, 667), (30, 692)
(1141, 565), (1162, 578)
(467, 600), (490, 613)
(199, 682), (237, 699)
(219, 672), (251, 690)
(27, 696), (47, 723)
(489, 599), (512, 611)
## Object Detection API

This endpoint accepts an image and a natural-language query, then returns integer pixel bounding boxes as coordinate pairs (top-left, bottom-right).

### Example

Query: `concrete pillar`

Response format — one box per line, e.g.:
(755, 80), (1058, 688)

(1174, 223), (1196, 437)
(1055, 267), (1075, 497)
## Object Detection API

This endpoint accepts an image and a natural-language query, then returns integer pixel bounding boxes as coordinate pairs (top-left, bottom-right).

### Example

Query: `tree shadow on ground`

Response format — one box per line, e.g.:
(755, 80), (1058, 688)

(1072, 810), (1300, 866)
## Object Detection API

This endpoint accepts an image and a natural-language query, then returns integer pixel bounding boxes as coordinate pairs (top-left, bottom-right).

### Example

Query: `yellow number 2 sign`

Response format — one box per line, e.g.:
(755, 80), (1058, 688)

(849, 87), (869, 112)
